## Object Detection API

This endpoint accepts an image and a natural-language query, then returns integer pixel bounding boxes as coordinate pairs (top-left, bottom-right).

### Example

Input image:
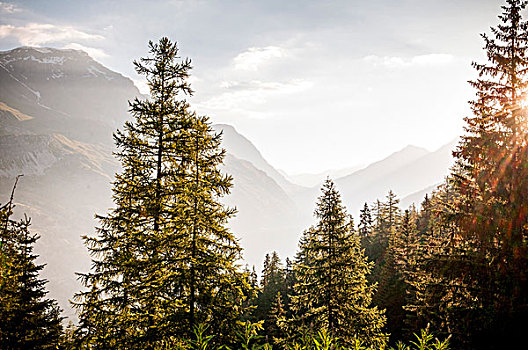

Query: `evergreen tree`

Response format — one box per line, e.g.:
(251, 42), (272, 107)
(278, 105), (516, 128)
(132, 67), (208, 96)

(403, 182), (481, 347)
(247, 265), (258, 291)
(254, 251), (286, 335)
(382, 190), (401, 232)
(416, 194), (432, 235)
(446, 0), (528, 346)
(291, 179), (387, 347)
(74, 38), (249, 349)
(375, 209), (418, 344)
(282, 257), (295, 316)
(254, 252), (285, 331)
(266, 291), (286, 347)
(358, 202), (373, 239)
(367, 191), (402, 285)
(0, 181), (63, 350)
(358, 202), (373, 258)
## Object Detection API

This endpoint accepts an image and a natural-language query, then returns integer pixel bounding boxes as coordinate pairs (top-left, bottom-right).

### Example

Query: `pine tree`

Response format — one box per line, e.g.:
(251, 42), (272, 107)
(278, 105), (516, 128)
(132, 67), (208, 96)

(358, 202), (373, 239)
(375, 209), (419, 344)
(382, 190), (401, 232)
(367, 191), (402, 286)
(416, 194), (432, 234)
(254, 251), (286, 337)
(0, 180), (63, 350)
(447, 0), (528, 346)
(267, 291), (286, 348)
(291, 179), (387, 347)
(259, 252), (284, 305)
(74, 38), (249, 349)
(403, 182), (481, 347)
(282, 257), (295, 316)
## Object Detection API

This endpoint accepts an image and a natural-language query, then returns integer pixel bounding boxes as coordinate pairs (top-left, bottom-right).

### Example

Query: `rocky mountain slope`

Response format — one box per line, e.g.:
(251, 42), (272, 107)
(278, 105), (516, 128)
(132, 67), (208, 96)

(0, 46), (137, 144)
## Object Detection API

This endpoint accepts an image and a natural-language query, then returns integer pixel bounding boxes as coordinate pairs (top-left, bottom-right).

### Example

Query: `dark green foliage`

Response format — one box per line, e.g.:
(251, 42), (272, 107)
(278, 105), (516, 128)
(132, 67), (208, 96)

(452, 2), (528, 344)
(358, 203), (373, 240)
(255, 252), (286, 336)
(0, 196), (63, 350)
(364, 191), (401, 284)
(74, 38), (249, 349)
(375, 209), (419, 344)
(291, 179), (387, 348)
(416, 195), (432, 235)
(267, 292), (286, 346)
(403, 182), (492, 347)
(398, 1), (528, 348)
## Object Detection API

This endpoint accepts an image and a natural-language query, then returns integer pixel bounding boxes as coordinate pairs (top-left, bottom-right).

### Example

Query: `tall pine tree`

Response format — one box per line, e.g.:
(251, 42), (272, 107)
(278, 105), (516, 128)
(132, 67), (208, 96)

(448, 0), (528, 346)
(74, 38), (249, 349)
(291, 179), (387, 347)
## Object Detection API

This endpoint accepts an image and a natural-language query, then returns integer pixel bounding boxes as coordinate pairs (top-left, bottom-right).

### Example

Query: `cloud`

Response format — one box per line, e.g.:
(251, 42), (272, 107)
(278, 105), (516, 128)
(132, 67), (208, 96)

(0, 23), (104, 46)
(62, 43), (108, 60)
(0, 1), (21, 13)
(233, 46), (287, 71)
(198, 79), (313, 113)
(364, 53), (454, 68)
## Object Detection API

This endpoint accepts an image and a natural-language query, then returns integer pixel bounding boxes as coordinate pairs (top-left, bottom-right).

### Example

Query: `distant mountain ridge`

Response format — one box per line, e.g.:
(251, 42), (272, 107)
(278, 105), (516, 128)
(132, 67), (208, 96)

(334, 141), (456, 214)
(287, 164), (366, 188)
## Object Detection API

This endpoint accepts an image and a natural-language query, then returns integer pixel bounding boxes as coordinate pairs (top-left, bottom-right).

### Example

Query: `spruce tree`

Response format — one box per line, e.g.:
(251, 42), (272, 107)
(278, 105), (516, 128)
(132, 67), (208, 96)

(267, 291), (286, 347)
(382, 190), (401, 232)
(448, 0), (528, 345)
(0, 183), (63, 350)
(74, 38), (248, 349)
(358, 202), (373, 239)
(255, 252), (285, 324)
(404, 182), (480, 347)
(379, 208), (420, 343)
(416, 194), (432, 235)
(291, 179), (387, 347)
(367, 191), (402, 286)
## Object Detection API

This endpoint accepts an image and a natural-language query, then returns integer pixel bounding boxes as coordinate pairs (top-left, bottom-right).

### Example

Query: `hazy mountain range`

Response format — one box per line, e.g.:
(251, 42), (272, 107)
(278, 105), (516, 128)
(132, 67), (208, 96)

(0, 46), (456, 319)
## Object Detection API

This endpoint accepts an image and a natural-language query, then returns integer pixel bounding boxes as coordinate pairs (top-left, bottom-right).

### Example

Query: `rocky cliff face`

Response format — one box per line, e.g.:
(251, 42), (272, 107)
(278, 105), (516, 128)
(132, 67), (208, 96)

(0, 46), (141, 144)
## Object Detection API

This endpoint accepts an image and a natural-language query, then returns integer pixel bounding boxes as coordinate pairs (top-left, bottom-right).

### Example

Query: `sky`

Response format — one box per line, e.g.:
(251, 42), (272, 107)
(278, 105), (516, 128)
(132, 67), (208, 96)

(0, 0), (504, 174)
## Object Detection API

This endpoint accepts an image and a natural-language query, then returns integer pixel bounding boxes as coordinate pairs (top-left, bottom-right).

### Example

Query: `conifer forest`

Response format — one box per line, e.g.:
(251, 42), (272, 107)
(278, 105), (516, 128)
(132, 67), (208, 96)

(2, 0), (528, 349)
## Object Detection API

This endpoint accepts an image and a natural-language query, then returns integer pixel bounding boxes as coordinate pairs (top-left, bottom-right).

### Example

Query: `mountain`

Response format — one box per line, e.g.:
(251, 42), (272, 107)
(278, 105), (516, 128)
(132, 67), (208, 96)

(212, 124), (303, 194)
(336, 145), (429, 194)
(400, 183), (441, 210)
(334, 141), (457, 214)
(0, 46), (140, 144)
(288, 164), (366, 188)
(0, 130), (117, 321)
(220, 154), (302, 266)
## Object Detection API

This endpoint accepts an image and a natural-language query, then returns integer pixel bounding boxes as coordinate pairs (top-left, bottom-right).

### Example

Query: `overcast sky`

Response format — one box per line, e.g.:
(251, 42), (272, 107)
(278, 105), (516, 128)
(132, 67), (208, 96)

(0, 0), (504, 174)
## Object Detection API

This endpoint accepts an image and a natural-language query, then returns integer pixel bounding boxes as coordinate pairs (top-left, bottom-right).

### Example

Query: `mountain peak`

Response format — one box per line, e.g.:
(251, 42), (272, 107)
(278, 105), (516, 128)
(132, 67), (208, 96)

(1, 46), (91, 64)
(0, 46), (142, 144)
(398, 144), (429, 154)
